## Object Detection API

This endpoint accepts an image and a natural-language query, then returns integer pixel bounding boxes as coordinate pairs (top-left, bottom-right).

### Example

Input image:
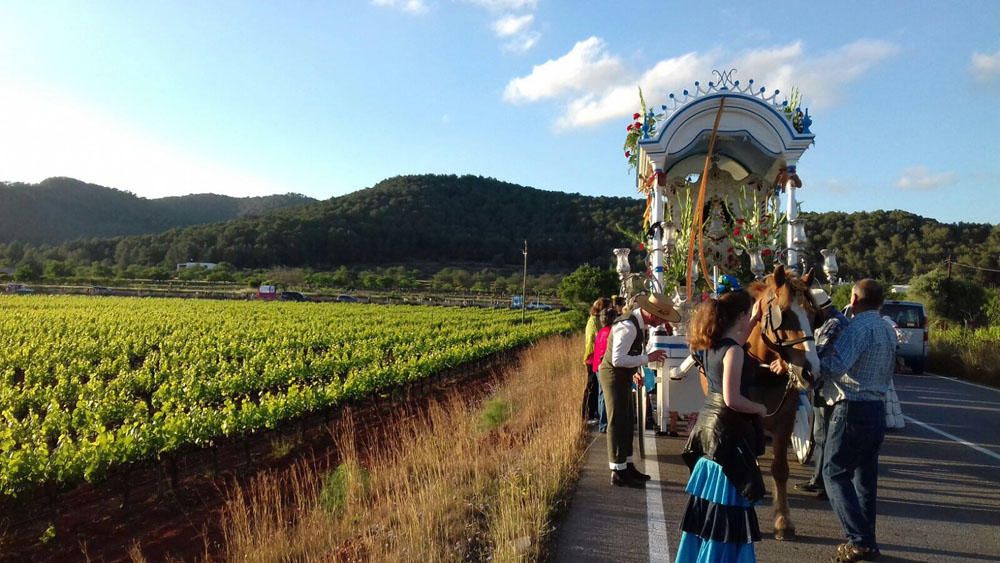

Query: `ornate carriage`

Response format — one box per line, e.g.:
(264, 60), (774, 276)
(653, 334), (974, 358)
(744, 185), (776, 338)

(617, 71), (826, 439)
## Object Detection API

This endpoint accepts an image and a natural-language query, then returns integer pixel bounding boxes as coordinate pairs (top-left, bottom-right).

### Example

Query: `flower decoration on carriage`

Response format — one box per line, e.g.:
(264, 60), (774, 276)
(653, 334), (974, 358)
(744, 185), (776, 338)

(623, 87), (658, 194)
(725, 184), (787, 278)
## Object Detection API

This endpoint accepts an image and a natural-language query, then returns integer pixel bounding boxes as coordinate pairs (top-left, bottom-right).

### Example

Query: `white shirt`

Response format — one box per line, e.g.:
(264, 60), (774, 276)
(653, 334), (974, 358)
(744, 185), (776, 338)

(610, 309), (648, 369)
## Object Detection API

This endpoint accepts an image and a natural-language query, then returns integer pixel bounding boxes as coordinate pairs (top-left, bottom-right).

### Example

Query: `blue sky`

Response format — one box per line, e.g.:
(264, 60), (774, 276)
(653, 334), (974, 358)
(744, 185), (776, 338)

(0, 0), (998, 223)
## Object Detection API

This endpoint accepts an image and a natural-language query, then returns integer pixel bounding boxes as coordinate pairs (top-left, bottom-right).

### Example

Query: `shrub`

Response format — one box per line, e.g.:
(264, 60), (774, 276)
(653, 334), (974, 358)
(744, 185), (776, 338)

(318, 461), (370, 515)
(557, 265), (618, 311)
(479, 398), (512, 431)
(909, 270), (988, 326)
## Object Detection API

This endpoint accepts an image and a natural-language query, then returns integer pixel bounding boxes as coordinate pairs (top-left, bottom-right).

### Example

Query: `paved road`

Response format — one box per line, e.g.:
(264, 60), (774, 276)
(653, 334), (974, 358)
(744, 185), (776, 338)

(553, 373), (1000, 562)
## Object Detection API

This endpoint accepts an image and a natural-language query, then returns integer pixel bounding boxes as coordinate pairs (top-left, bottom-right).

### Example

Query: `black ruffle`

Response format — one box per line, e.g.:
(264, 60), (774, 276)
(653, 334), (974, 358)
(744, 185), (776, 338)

(680, 495), (762, 544)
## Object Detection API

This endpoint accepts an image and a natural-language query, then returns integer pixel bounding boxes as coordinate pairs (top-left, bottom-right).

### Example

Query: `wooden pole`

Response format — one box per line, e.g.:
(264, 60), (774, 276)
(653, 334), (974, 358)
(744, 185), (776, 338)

(686, 97), (727, 301)
(521, 240), (528, 323)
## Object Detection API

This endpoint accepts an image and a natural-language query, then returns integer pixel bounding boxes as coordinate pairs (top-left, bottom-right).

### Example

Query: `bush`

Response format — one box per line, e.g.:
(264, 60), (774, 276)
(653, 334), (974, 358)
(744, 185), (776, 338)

(831, 283), (853, 310)
(909, 270), (988, 326)
(318, 461), (370, 515)
(929, 326), (1000, 387)
(557, 264), (618, 311)
(479, 398), (512, 431)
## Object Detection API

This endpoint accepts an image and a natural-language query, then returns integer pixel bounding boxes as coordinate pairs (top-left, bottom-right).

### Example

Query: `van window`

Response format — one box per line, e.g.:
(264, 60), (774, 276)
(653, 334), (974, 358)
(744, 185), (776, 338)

(880, 304), (924, 328)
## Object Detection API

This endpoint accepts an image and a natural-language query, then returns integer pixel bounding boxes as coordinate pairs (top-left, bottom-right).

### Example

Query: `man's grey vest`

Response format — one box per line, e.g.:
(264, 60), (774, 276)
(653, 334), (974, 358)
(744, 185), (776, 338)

(598, 313), (646, 379)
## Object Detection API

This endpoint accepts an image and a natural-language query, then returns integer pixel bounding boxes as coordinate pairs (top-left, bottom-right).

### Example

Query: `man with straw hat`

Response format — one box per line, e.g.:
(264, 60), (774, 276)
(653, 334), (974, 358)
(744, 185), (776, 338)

(598, 292), (680, 487)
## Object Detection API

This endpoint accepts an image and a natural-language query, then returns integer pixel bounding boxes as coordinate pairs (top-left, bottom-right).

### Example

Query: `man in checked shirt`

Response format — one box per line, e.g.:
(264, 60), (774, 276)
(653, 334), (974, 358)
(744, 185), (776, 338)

(818, 279), (898, 563)
(770, 278), (850, 499)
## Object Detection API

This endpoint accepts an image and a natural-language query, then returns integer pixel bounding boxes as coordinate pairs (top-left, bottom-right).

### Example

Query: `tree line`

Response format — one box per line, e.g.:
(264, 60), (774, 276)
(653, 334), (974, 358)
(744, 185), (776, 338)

(0, 175), (995, 288)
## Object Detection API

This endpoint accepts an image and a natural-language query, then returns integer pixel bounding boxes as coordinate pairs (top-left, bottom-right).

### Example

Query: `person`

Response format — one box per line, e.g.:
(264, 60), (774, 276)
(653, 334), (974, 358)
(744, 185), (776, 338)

(770, 280), (850, 499)
(582, 297), (611, 424)
(591, 306), (616, 379)
(819, 279), (897, 563)
(881, 316), (906, 430)
(676, 285), (766, 563)
(597, 293), (678, 487)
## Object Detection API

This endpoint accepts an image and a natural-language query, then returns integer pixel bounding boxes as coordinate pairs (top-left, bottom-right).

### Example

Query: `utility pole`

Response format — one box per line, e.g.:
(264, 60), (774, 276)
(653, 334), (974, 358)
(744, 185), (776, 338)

(521, 240), (528, 323)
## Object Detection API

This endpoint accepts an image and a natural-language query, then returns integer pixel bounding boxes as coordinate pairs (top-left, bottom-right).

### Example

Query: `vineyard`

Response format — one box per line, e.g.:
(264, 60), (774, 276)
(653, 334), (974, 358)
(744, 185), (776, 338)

(0, 296), (575, 497)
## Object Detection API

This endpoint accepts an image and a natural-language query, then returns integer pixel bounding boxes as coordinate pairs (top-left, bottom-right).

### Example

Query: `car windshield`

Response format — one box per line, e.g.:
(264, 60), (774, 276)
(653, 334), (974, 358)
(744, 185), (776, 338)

(880, 304), (924, 328)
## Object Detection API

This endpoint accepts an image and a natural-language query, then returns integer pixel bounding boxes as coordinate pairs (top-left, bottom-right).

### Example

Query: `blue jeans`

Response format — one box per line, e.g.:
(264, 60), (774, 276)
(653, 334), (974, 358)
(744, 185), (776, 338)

(597, 384), (608, 432)
(822, 400), (885, 550)
(809, 403), (833, 486)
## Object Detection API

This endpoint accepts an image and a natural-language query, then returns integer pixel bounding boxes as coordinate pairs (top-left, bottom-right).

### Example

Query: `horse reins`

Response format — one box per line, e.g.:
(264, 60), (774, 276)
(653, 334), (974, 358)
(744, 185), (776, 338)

(758, 292), (814, 418)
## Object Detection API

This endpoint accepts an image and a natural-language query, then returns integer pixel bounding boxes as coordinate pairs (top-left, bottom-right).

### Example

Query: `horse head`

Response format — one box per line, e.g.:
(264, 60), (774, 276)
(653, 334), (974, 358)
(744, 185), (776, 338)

(747, 265), (821, 390)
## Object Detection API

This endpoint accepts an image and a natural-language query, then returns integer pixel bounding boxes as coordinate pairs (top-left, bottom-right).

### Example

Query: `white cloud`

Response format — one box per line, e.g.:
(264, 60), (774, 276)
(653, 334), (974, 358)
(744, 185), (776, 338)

(897, 166), (956, 191)
(0, 83), (283, 198)
(503, 37), (627, 103)
(371, 0), (428, 15)
(493, 14), (533, 37)
(463, 0), (537, 12)
(505, 38), (899, 129)
(559, 52), (713, 128)
(503, 31), (540, 54)
(971, 49), (1000, 81)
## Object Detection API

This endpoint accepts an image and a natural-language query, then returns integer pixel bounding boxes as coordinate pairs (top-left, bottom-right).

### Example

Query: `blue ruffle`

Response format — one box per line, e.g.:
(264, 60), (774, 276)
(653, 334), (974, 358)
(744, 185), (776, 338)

(675, 531), (757, 563)
(686, 457), (754, 507)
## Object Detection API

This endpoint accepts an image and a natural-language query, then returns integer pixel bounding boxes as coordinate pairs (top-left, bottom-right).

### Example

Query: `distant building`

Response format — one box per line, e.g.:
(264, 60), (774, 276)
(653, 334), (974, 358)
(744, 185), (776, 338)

(176, 262), (219, 271)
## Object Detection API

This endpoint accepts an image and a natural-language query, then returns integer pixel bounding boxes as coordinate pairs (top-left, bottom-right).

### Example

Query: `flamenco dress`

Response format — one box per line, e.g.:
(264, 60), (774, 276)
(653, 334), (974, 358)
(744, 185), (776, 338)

(676, 338), (763, 563)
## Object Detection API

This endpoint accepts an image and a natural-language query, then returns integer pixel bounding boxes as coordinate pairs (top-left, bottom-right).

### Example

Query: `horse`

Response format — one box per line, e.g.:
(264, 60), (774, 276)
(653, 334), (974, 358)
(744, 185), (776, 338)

(746, 264), (823, 541)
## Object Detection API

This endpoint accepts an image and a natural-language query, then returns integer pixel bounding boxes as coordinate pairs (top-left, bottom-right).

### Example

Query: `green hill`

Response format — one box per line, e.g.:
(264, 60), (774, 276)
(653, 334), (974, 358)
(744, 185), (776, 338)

(1, 174), (997, 285)
(0, 177), (316, 244)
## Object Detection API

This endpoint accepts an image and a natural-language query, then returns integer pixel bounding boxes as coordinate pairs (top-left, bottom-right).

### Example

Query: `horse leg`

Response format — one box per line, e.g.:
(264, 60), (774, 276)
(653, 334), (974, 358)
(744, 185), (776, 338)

(771, 414), (796, 541)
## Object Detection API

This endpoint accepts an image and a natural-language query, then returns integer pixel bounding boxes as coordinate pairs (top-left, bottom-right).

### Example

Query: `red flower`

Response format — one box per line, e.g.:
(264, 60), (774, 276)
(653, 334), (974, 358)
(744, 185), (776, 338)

(638, 243), (645, 251)
(746, 234), (754, 240)
(625, 150), (631, 158)
(633, 112), (641, 119)
(627, 124), (633, 131)
(736, 218), (745, 224)
(762, 248), (772, 257)
(761, 229), (769, 236)
(733, 228), (741, 236)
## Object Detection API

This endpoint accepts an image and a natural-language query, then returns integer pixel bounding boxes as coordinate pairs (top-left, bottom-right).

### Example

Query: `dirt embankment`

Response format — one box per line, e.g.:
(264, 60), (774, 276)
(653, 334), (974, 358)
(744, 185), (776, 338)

(0, 350), (522, 562)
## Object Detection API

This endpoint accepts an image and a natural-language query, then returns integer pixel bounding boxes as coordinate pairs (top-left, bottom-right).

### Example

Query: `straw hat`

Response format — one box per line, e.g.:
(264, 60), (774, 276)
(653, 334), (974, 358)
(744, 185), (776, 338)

(634, 292), (681, 323)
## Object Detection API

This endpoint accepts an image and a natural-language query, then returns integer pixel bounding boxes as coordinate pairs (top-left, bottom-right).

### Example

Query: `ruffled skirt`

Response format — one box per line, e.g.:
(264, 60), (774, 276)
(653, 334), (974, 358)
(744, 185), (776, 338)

(675, 457), (759, 563)
(885, 379), (905, 429)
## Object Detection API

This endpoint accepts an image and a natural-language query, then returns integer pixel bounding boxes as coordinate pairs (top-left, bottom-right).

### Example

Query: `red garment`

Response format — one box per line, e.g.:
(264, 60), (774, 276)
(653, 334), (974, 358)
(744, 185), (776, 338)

(592, 326), (612, 373)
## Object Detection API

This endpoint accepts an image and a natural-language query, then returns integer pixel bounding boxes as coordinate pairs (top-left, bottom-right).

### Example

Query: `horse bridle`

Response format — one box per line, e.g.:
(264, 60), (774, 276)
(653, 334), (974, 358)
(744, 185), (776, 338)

(757, 291), (814, 418)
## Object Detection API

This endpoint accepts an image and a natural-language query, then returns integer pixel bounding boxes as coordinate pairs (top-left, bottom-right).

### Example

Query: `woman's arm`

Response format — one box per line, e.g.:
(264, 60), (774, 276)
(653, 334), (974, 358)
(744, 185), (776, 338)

(723, 346), (767, 415)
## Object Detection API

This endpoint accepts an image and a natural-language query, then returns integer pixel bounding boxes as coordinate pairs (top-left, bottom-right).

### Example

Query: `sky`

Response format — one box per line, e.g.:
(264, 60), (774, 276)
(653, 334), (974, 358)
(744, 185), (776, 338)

(0, 0), (998, 224)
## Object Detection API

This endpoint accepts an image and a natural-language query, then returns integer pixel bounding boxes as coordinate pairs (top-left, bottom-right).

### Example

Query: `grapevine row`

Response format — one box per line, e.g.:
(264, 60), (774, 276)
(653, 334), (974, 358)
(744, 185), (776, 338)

(0, 296), (575, 496)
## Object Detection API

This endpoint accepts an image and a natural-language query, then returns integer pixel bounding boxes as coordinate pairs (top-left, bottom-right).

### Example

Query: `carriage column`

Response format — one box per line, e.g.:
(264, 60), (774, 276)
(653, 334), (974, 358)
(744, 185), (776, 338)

(784, 164), (807, 274)
(648, 168), (666, 292)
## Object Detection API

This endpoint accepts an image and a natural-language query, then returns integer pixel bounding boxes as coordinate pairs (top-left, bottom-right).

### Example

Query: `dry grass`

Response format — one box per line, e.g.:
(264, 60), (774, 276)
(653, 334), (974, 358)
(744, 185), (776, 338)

(212, 334), (586, 562)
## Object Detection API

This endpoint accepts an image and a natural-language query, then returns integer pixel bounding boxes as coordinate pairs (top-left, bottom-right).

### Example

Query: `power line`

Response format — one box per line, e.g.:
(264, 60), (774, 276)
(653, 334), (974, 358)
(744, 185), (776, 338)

(949, 260), (1000, 273)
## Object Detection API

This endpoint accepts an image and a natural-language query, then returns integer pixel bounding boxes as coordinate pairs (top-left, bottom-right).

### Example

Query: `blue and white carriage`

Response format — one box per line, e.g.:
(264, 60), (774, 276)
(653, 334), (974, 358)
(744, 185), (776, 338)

(616, 71), (825, 460)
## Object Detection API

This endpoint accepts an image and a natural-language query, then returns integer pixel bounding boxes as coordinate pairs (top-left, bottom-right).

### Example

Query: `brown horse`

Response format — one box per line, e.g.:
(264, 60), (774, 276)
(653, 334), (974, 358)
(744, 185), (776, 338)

(747, 265), (822, 541)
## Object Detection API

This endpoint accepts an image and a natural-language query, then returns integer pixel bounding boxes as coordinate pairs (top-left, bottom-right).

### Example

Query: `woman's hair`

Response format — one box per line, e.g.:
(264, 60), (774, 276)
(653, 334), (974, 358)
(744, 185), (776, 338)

(611, 296), (626, 310)
(687, 290), (753, 351)
(589, 297), (612, 316)
(598, 307), (617, 327)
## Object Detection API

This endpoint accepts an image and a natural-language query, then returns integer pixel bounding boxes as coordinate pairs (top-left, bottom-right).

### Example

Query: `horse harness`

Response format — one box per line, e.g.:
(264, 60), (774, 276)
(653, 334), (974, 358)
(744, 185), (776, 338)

(757, 290), (814, 418)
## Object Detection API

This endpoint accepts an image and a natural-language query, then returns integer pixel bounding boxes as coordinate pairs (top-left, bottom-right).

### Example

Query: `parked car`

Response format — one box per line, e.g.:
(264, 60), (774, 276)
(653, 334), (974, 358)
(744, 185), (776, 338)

(87, 285), (113, 296)
(879, 300), (928, 373)
(279, 291), (309, 302)
(526, 301), (553, 311)
(5, 283), (33, 295)
(336, 294), (360, 303)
